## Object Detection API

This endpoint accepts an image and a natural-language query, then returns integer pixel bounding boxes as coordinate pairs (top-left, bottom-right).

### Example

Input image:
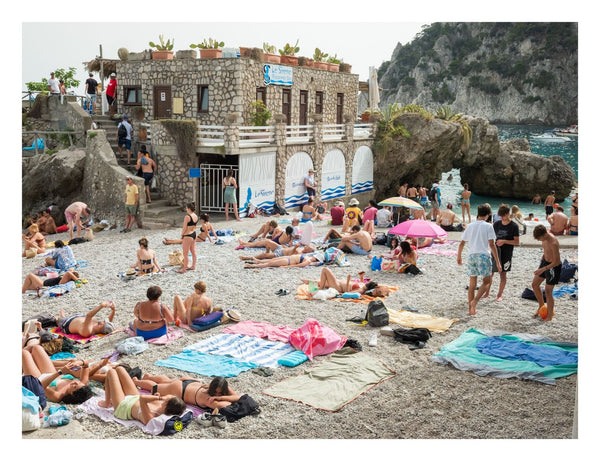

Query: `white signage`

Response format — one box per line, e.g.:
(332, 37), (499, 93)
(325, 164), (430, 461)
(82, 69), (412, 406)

(264, 64), (293, 86)
(321, 149), (346, 200)
(160, 92), (166, 101)
(239, 151), (277, 216)
(352, 146), (374, 194)
(285, 151), (313, 208)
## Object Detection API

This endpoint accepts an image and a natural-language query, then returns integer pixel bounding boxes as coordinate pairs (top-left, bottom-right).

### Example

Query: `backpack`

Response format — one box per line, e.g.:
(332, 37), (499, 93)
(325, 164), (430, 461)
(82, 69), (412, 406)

(219, 394), (261, 422)
(393, 327), (432, 349)
(118, 123), (127, 139)
(159, 410), (194, 436)
(272, 202), (288, 215)
(559, 259), (578, 283)
(428, 187), (437, 201)
(365, 300), (389, 327)
(140, 155), (149, 165)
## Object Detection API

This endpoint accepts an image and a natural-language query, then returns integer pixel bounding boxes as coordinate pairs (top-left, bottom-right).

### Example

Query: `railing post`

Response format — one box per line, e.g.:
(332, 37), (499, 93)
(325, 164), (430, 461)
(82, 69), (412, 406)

(273, 114), (287, 147)
(224, 113), (240, 152)
(310, 113), (323, 145)
(343, 115), (354, 142)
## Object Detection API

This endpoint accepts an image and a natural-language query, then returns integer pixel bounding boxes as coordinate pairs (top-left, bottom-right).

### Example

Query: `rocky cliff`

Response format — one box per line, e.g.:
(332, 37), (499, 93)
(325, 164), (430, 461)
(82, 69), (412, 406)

(373, 114), (576, 201)
(378, 23), (577, 125)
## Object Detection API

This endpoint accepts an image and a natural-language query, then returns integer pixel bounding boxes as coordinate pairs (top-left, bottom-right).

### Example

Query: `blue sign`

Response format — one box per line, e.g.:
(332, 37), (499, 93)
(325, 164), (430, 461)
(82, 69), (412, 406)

(263, 64), (293, 86)
(189, 168), (201, 178)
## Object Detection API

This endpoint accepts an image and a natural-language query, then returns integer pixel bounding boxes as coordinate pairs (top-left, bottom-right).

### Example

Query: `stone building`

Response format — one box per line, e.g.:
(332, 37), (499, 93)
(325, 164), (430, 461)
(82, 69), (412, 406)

(114, 52), (376, 214)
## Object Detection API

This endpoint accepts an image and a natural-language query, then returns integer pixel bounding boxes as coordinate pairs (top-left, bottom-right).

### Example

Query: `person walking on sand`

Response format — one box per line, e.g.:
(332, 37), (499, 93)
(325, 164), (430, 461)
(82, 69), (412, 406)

(223, 169), (241, 221)
(532, 225), (562, 321)
(457, 203), (502, 315)
(122, 177), (139, 233)
(461, 183), (472, 224)
(544, 191), (556, 218)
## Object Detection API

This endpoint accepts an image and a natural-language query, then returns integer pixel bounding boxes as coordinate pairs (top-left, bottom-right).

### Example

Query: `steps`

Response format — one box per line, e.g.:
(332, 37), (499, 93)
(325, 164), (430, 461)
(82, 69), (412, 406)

(140, 194), (183, 229)
(92, 114), (136, 173)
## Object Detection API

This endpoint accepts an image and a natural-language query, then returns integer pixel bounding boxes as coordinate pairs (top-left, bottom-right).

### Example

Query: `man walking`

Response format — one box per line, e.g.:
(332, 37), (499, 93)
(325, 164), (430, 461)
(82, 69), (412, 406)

(136, 145), (157, 203)
(304, 169), (316, 198)
(106, 72), (118, 116)
(122, 176), (139, 233)
(85, 72), (99, 115)
(117, 114), (133, 165)
(532, 225), (561, 321)
(457, 204), (502, 315)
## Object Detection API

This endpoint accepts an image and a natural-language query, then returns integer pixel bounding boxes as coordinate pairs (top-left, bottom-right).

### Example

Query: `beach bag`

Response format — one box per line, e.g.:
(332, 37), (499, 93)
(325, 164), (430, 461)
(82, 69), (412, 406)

(324, 247), (347, 266)
(219, 394), (260, 422)
(381, 259), (398, 272)
(192, 311), (224, 326)
(428, 187), (437, 201)
(25, 248), (37, 258)
(393, 327), (431, 349)
(168, 250), (184, 267)
(159, 410), (194, 436)
(272, 202), (288, 215)
(559, 259), (578, 283)
(365, 300), (389, 327)
(521, 287), (546, 302)
(84, 228), (94, 241)
(22, 386), (42, 432)
(22, 375), (47, 411)
(118, 123), (127, 139)
(136, 167), (144, 177)
(371, 256), (382, 271)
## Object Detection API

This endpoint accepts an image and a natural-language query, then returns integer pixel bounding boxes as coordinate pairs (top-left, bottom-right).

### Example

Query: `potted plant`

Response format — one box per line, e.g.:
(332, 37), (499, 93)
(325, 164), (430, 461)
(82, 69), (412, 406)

(298, 56), (314, 68)
(361, 109), (371, 122)
(239, 46), (252, 57)
(313, 48), (329, 70)
(191, 38), (225, 59)
(278, 39), (300, 66)
(250, 101), (272, 127)
(262, 43), (281, 64)
(327, 54), (341, 72)
(149, 35), (174, 60)
(339, 62), (352, 73)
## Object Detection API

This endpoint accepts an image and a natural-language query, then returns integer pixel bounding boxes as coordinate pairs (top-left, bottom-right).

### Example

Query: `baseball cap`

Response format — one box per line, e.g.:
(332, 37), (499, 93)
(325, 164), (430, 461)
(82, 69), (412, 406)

(110, 72), (116, 77)
(126, 176), (133, 180)
(123, 114), (128, 119)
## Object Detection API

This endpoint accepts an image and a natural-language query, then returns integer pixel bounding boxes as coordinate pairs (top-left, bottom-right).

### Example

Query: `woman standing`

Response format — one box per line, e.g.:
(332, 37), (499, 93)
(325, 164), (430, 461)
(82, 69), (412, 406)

(178, 203), (198, 273)
(223, 169), (241, 221)
(461, 183), (472, 224)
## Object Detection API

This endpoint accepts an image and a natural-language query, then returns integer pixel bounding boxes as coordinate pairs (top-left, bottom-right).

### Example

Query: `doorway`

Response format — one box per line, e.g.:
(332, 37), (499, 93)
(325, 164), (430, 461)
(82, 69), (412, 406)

(153, 86), (172, 119)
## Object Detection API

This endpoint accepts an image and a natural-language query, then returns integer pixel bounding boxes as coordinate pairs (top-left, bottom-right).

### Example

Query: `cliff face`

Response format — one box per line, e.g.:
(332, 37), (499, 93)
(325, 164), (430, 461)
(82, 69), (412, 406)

(378, 23), (577, 125)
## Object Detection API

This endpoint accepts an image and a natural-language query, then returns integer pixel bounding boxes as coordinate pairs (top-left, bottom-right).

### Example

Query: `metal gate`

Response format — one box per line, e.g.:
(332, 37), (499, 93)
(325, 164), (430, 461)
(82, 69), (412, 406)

(198, 163), (239, 212)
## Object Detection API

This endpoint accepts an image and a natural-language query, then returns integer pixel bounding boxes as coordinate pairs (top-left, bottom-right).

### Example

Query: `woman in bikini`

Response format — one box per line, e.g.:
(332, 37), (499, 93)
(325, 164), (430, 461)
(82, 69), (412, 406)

(22, 344), (96, 404)
(133, 375), (239, 414)
(173, 280), (214, 326)
(99, 366), (186, 425)
(301, 197), (318, 223)
(21, 268), (80, 294)
(22, 223), (46, 257)
(132, 285), (175, 340)
(178, 203), (198, 273)
(198, 213), (216, 243)
(223, 169), (241, 221)
(301, 267), (390, 297)
(134, 237), (161, 275)
(461, 183), (472, 224)
(244, 251), (324, 268)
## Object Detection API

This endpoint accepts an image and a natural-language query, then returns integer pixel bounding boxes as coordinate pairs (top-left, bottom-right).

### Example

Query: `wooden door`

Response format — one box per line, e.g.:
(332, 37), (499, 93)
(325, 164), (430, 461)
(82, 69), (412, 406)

(299, 90), (308, 125)
(282, 88), (291, 125)
(153, 86), (172, 119)
(336, 93), (344, 124)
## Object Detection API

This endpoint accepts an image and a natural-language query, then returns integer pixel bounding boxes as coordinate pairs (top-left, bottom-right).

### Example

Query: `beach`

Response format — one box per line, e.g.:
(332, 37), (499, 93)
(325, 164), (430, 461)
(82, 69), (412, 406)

(21, 215), (578, 440)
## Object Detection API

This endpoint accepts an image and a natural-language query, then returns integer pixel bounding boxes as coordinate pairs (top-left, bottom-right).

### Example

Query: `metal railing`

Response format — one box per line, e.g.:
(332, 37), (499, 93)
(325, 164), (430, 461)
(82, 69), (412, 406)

(322, 124), (345, 141)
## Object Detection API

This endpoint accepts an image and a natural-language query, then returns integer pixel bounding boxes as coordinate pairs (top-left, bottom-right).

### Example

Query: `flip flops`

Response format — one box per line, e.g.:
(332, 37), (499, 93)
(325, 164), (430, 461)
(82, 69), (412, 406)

(274, 289), (290, 296)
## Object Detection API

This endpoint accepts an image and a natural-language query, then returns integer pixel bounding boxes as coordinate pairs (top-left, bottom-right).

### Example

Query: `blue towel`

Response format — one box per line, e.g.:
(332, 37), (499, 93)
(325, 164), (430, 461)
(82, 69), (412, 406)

(553, 283), (578, 299)
(155, 350), (257, 377)
(476, 337), (578, 368)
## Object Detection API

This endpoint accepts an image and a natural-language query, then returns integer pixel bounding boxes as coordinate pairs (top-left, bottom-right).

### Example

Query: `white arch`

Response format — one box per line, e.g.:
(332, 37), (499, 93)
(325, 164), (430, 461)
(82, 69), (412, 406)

(285, 151), (313, 208)
(320, 148), (346, 200)
(352, 145), (374, 194)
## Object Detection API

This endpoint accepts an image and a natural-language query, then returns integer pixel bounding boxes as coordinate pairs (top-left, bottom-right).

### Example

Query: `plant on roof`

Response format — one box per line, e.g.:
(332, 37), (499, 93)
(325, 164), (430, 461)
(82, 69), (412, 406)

(190, 38), (225, 50)
(278, 39), (300, 56)
(313, 48), (328, 62)
(327, 54), (341, 64)
(149, 35), (174, 51)
(263, 42), (277, 54)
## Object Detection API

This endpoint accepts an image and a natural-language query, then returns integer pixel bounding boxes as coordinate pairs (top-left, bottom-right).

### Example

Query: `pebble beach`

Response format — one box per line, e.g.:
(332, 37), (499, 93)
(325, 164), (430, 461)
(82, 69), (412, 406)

(20, 214), (579, 443)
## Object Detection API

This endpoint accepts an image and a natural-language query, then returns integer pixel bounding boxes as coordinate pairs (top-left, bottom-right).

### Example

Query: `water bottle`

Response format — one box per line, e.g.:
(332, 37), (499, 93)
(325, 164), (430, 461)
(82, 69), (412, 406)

(44, 409), (73, 427)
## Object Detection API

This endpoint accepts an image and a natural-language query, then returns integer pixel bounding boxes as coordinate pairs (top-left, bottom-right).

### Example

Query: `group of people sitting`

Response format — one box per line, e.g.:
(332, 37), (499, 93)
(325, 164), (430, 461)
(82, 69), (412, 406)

(27, 210), (57, 235)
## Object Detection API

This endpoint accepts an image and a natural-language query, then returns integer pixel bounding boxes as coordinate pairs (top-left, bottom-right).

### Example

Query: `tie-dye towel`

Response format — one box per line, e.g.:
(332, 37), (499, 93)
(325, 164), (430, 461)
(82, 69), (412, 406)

(50, 326), (121, 344)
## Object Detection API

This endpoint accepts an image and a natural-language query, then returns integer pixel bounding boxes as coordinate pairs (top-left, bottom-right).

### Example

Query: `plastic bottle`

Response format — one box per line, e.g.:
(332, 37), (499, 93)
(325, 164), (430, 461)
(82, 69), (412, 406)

(43, 409), (73, 427)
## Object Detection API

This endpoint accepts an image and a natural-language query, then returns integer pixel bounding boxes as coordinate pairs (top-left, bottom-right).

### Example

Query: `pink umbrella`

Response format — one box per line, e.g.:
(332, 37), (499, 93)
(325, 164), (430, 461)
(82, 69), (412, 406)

(389, 220), (448, 238)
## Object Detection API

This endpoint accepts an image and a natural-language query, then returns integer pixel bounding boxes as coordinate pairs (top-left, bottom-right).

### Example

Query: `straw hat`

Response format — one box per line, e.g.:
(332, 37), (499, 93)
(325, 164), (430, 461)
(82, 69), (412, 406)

(349, 198), (359, 206)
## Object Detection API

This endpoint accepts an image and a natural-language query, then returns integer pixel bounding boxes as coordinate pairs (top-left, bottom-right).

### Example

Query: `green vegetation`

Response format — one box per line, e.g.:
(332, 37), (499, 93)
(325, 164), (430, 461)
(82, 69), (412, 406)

(468, 75), (501, 95)
(26, 67), (80, 93)
(278, 39), (300, 56)
(263, 43), (277, 54)
(249, 101), (272, 126)
(313, 48), (328, 62)
(532, 71), (553, 89)
(374, 103), (411, 160)
(88, 131), (98, 138)
(523, 95), (543, 103)
(191, 38), (225, 50)
(431, 83), (455, 104)
(160, 120), (197, 164)
(149, 35), (174, 51)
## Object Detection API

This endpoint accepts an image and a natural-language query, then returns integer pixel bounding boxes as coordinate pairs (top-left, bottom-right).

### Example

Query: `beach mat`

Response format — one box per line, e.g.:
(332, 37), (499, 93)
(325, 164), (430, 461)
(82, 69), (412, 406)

(295, 283), (399, 304)
(154, 349), (258, 377)
(222, 320), (295, 343)
(387, 309), (459, 333)
(430, 328), (578, 385)
(50, 326), (121, 344)
(125, 326), (184, 345)
(263, 348), (396, 412)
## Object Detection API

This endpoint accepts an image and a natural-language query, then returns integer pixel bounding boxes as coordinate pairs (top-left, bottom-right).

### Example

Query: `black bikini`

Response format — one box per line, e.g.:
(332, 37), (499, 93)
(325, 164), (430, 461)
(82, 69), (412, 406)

(181, 379), (202, 399)
(183, 214), (197, 239)
(140, 258), (153, 274)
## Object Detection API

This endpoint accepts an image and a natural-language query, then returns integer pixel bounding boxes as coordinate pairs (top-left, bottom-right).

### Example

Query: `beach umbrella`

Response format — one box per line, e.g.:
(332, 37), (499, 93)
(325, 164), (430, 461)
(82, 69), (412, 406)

(368, 66), (380, 111)
(377, 196), (423, 210)
(389, 220), (448, 238)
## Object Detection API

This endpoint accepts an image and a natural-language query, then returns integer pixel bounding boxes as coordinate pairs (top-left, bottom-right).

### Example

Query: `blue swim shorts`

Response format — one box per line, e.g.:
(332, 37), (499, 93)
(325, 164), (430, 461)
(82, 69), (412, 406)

(466, 253), (492, 277)
(351, 244), (371, 256)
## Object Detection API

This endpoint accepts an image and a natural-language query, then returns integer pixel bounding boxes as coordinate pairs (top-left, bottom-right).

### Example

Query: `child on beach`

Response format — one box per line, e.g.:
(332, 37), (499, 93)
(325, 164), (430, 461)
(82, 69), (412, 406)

(532, 225), (561, 321)
(457, 204), (502, 315)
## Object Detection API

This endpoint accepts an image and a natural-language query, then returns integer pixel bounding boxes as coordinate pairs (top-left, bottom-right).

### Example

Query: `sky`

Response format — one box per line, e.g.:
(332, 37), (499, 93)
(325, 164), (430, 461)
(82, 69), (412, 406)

(9, 0), (599, 455)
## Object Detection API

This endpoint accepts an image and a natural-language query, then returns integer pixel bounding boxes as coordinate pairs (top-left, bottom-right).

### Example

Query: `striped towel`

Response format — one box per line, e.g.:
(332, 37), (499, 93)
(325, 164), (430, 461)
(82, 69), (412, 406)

(185, 333), (295, 368)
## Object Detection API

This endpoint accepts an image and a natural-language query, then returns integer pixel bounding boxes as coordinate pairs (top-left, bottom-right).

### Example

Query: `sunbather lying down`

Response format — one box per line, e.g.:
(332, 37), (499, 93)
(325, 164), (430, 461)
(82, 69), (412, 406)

(56, 301), (116, 337)
(133, 375), (239, 414)
(243, 251), (324, 269)
(238, 242), (315, 261)
(300, 267), (390, 297)
(21, 268), (80, 294)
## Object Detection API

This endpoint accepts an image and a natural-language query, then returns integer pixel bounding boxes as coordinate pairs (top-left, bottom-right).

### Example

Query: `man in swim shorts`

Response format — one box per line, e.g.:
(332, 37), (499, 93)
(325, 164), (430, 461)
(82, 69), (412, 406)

(337, 225), (372, 255)
(457, 204), (502, 316)
(57, 301), (116, 337)
(544, 191), (556, 217)
(64, 201), (91, 241)
(532, 225), (561, 321)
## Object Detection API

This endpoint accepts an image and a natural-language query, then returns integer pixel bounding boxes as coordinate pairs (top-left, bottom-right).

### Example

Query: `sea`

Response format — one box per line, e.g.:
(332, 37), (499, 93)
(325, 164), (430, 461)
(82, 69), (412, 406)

(437, 124), (578, 220)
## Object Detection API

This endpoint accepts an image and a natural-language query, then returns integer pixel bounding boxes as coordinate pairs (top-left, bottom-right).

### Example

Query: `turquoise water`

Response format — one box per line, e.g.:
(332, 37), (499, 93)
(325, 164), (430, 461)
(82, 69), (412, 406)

(438, 124), (578, 219)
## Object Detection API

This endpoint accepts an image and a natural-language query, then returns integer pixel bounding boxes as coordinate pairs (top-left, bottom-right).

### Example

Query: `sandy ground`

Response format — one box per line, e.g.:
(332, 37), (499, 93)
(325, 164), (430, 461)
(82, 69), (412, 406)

(20, 215), (578, 443)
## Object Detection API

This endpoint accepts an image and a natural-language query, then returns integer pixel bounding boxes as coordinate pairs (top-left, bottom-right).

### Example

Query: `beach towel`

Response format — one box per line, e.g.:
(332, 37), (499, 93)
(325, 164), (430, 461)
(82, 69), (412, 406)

(125, 326), (184, 345)
(295, 283), (399, 304)
(185, 333), (295, 368)
(416, 247), (459, 256)
(289, 318), (347, 360)
(155, 349), (258, 377)
(386, 309), (459, 334)
(553, 283), (578, 299)
(79, 390), (195, 435)
(40, 281), (75, 298)
(430, 328), (578, 385)
(263, 348), (396, 412)
(49, 326), (121, 344)
(222, 320), (295, 343)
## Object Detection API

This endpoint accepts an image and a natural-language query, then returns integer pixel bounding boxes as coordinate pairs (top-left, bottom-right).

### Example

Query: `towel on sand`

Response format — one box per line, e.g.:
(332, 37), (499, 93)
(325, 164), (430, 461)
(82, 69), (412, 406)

(386, 309), (459, 333)
(295, 283), (399, 304)
(289, 318), (347, 360)
(222, 320), (295, 343)
(430, 328), (578, 385)
(50, 326), (120, 344)
(263, 348), (396, 412)
(155, 350), (258, 377)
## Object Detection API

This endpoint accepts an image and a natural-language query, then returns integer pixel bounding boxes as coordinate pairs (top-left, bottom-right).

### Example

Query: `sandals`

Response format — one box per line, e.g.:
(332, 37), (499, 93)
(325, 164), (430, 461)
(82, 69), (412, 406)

(275, 289), (290, 296)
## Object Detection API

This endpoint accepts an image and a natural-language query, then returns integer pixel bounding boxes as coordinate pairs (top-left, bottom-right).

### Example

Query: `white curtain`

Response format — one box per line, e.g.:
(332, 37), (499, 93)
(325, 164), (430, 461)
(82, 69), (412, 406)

(239, 151), (276, 217)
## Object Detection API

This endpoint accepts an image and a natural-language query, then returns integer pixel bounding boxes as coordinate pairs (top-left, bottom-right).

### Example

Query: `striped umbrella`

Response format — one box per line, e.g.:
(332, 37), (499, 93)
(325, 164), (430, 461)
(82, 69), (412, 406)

(377, 196), (423, 210)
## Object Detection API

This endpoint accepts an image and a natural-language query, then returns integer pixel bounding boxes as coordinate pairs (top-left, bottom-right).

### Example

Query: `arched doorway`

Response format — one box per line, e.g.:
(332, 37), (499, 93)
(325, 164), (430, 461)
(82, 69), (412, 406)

(321, 148), (346, 200)
(352, 146), (374, 194)
(285, 151), (313, 209)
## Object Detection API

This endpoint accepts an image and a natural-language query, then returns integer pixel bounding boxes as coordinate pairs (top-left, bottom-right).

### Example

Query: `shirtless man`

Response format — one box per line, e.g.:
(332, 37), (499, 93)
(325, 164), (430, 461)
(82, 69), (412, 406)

(39, 210), (57, 235)
(136, 146), (157, 203)
(544, 191), (556, 217)
(64, 201), (91, 240)
(436, 203), (458, 231)
(397, 182), (408, 198)
(531, 193), (542, 205)
(547, 206), (569, 235)
(461, 183), (472, 223)
(406, 185), (418, 202)
(532, 225), (561, 321)
(337, 225), (372, 255)
(56, 301), (116, 337)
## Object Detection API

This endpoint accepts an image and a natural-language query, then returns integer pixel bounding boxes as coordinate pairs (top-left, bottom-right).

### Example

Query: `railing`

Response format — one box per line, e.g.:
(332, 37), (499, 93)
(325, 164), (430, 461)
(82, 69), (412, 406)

(353, 123), (374, 139)
(22, 130), (85, 155)
(197, 125), (226, 146)
(322, 124), (345, 141)
(285, 124), (313, 144)
(239, 126), (274, 146)
(22, 91), (92, 112)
